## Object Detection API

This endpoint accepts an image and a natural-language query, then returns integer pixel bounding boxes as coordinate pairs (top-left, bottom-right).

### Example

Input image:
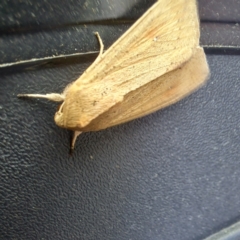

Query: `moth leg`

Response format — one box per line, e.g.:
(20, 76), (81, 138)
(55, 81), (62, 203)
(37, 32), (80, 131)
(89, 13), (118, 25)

(71, 131), (82, 152)
(94, 32), (104, 59)
(17, 93), (64, 102)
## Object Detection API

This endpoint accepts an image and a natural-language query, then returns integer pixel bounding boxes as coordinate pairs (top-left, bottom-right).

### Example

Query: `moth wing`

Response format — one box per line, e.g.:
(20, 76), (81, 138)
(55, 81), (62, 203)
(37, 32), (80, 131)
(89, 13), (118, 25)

(62, 0), (200, 129)
(82, 0), (200, 86)
(81, 47), (209, 131)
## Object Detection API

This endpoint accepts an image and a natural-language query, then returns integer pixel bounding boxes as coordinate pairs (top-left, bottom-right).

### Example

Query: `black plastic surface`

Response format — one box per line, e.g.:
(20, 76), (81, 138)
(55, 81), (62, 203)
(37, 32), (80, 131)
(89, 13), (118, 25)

(1, 0), (240, 65)
(1, 1), (240, 240)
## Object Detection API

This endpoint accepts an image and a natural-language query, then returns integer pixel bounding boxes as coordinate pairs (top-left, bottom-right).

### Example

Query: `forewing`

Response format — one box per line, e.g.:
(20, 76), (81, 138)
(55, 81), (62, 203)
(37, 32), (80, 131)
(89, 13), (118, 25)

(81, 47), (209, 131)
(64, 0), (201, 128)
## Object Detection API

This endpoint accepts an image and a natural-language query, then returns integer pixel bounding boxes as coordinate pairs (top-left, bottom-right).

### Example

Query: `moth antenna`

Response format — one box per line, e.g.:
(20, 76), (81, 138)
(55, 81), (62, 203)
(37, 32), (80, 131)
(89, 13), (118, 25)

(94, 32), (104, 58)
(84, 32), (104, 75)
(70, 131), (82, 154)
(17, 93), (65, 102)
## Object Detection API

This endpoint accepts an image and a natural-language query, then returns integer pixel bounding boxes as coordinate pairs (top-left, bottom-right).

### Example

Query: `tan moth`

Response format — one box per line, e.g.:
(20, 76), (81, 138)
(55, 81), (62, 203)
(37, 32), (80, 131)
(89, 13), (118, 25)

(18, 0), (209, 151)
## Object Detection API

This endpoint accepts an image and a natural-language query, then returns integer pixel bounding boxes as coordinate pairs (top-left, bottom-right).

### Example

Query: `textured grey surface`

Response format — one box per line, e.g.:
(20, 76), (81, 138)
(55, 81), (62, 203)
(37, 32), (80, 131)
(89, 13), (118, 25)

(1, 0), (240, 65)
(199, 0), (240, 22)
(1, 0), (240, 239)
(1, 53), (240, 240)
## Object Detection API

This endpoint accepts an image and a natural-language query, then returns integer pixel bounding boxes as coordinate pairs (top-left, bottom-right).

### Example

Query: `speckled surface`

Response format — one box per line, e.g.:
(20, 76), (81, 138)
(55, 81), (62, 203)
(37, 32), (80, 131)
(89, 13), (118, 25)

(1, 1), (240, 240)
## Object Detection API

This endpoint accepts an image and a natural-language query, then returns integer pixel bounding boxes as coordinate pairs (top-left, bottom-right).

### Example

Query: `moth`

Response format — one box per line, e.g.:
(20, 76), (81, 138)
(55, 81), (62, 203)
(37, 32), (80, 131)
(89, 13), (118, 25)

(18, 0), (209, 151)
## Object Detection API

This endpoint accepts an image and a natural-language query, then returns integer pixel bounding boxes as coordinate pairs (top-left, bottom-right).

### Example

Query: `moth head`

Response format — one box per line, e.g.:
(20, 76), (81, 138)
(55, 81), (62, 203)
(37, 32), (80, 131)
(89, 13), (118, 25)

(53, 83), (102, 131)
(53, 87), (82, 130)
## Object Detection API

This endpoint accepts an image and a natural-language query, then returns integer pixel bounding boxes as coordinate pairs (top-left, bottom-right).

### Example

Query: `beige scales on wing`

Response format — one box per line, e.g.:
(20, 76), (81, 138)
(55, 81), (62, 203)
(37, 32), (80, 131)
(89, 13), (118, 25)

(18, 0), (209, 150)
